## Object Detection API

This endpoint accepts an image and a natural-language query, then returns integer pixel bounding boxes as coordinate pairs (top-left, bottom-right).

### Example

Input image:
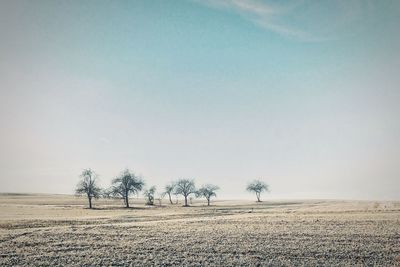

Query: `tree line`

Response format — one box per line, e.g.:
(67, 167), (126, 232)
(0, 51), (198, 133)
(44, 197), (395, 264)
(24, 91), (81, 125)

(76, 168), (269, 209)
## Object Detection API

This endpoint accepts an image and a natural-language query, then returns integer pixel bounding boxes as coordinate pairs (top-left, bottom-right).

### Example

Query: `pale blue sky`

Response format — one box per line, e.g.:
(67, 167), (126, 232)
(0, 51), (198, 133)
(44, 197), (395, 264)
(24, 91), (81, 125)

(1, 0), (399, 200)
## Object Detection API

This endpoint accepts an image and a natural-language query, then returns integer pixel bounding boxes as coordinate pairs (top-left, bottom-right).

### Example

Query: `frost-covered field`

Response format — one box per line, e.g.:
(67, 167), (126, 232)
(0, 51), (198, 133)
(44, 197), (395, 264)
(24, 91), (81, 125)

(0, 194), (399, 266)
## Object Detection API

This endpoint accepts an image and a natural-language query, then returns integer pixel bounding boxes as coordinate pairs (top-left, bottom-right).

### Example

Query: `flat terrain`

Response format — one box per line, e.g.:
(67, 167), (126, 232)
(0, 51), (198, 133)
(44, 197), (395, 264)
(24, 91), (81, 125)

(0, 194), (399, 266)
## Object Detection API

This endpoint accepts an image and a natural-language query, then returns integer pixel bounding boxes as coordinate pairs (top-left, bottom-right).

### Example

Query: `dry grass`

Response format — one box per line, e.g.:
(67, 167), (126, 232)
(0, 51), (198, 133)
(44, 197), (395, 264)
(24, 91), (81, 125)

(0, 194), (399, 266)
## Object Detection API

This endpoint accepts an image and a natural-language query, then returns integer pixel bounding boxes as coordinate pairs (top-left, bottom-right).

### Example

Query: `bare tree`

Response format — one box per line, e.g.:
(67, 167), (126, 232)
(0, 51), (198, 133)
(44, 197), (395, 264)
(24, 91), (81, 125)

(75, 169), (102, 209)
(111, 169), (144, 208)
(196, 184), (219, 206)
(163, 183), (175, 205)
(144, 186), (156, 205)
(247, 180), (269, 202)
(174, 179), (196, 206)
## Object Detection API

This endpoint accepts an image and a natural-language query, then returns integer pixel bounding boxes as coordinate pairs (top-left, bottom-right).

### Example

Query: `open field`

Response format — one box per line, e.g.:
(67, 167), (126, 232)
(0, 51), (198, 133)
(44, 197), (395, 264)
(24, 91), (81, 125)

(0, 194), (399, 266)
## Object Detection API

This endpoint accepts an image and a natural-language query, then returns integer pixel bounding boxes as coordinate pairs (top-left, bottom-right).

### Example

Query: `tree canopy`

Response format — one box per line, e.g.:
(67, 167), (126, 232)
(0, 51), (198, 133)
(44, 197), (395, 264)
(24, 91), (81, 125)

(75, 168), (102, 209)
(111, 169), (144, 208)
(174, 179), (196, 206)
(163, 183), (175, 204)
(196, 184), (219, 206)
(247, 180), (269, 202)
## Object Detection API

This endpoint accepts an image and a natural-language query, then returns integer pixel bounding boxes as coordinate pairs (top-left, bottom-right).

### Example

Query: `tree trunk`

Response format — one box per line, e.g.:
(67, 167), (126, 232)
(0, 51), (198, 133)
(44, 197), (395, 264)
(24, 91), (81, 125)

(207, 198), (210, 206)
(184, 195), (188, 206)
(125, 195), (129, 208)
(88, 196), (92, 209)
(168, 193), (173, 204)
(256, 192), (261, 202)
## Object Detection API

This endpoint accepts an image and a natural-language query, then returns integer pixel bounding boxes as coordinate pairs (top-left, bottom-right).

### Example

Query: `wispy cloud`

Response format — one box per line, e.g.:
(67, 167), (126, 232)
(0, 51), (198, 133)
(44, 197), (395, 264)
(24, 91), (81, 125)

(194, 0), (371, 41)
(99, 137), (111, 144)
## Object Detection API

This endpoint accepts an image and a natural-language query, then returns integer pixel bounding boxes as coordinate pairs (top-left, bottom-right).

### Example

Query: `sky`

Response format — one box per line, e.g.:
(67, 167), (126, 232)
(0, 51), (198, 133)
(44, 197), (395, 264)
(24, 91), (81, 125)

(0, 0), (399, 200)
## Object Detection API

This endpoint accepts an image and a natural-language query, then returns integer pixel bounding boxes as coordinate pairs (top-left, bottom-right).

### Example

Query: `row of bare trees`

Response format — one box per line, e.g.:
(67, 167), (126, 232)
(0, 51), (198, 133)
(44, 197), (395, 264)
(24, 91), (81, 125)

(75, 168), (269, 209)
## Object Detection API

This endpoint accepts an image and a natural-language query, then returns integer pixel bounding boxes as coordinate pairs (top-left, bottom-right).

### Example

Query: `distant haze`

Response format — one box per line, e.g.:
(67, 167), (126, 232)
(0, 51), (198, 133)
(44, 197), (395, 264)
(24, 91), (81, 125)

(1, 0), (399, 200)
